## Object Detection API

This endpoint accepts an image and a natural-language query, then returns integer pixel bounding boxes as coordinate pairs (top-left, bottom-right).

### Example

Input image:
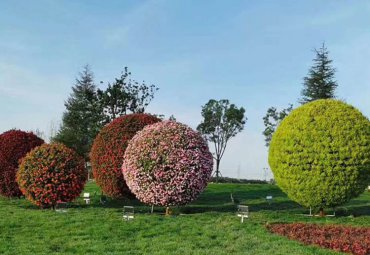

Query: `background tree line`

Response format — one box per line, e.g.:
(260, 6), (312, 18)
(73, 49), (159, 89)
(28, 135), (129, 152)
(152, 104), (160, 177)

(51, 42), (338, 181)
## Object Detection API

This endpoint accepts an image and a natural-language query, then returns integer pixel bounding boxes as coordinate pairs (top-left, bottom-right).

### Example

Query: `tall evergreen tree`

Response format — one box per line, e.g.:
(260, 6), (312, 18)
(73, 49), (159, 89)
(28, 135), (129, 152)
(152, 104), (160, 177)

(53, 65), (104, 160)
(300, 43), (338, 104)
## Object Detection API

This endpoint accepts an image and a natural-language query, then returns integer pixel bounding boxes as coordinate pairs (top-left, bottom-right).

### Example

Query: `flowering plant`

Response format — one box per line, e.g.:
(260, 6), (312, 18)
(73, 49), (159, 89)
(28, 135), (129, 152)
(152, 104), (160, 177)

(90, 113), (161, 198)
(0, 130), (44, 197)
(267, 223), (370, 255)
(122, 121), (213, 206)
(17, 143), (87, 208)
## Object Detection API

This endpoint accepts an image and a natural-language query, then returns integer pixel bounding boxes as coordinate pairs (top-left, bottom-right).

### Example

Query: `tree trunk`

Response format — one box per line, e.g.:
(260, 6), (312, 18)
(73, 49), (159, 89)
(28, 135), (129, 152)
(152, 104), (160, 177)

(215, 158), (220, 183)
(319, 207), (325, 217)
(165, 207), (171, 215)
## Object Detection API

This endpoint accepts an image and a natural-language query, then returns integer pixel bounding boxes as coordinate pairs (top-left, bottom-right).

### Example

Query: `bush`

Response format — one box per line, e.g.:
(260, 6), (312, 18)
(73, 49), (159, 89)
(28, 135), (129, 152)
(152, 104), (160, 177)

(122, 121), (213, 206)
(209, 177), (267, 184)
(90, 113), (161, 198)
(0, 130), (44, 197)
(267, 223), (370, 255)
(17, 143), (87, 208)
(269, 99), (370, 209)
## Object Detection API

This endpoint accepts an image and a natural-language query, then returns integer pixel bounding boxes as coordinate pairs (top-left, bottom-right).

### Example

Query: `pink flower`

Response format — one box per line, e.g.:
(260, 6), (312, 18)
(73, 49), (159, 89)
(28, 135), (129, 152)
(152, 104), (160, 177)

(122, 121), (213, 206)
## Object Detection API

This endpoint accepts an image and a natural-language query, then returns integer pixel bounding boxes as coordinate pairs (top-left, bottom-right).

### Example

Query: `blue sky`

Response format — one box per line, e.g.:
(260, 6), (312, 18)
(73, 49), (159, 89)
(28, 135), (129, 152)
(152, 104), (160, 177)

(1, 0), (370, 179)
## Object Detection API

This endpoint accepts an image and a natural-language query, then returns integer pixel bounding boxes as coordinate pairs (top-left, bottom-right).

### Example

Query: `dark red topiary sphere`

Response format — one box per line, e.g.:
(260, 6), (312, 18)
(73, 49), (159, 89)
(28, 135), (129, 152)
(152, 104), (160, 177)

(0, 130), (44, 197)
(90, 113), (161, 198)
(17, 143), (87, 208)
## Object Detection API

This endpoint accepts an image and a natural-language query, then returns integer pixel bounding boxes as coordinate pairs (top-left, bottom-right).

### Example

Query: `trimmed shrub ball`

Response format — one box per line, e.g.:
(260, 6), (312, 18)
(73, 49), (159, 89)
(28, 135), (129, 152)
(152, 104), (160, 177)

(90, 113), (161, 198)
(0, 130), (44, 197)
(17, 143), (87, 208)
(269, 99), (370, 209)
(122, 121), (213, 206)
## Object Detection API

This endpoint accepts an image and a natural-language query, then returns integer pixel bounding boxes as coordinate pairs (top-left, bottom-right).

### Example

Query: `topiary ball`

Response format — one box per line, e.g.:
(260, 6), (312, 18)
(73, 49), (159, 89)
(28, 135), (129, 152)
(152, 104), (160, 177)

(0, 130), (44, 197)
(90, 113), (161, 198)
(17, 143), (87, 208)
(269, 99), (370, 209)
(122, 121), (213, 206)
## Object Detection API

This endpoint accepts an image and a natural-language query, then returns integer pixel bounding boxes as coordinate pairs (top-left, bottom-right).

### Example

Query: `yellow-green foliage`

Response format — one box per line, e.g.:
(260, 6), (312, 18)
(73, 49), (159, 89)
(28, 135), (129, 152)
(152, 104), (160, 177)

(269, 99), (370, 209)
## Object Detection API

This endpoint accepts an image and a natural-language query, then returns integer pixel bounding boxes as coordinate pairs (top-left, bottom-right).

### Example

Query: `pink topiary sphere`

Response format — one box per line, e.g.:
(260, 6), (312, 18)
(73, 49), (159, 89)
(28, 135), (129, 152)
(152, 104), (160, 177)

(122, 121), (213, 206)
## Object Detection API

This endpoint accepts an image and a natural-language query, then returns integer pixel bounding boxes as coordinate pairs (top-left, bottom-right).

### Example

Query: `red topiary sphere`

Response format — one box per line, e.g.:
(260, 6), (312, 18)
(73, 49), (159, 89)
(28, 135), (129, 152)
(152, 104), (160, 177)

(122, 121), (213, 206)
(0, 130), (44, 197)
(90, 113), (161, 198)
(17, 143), (87, 208)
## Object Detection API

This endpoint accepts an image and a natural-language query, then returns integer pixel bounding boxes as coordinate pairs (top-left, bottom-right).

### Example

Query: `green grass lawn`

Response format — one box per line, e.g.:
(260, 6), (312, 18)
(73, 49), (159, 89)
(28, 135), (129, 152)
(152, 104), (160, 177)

(0, 182), (369, 255)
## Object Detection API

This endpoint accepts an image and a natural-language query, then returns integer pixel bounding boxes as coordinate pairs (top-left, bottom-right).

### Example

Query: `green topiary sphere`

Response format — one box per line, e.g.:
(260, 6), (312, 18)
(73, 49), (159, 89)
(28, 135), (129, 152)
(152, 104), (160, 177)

(269, 99), (370, 209)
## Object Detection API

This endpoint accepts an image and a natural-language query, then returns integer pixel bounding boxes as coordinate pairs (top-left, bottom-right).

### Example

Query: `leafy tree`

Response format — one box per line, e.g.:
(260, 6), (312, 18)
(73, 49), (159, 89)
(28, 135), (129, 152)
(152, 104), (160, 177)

(197, 99), (247, 182)
(53, 65), (103, 160)
(169, 114), (176, 121)
(300, 43), (338, 104)
(262, 104), (293, 147)
(97, 67), (159, 123)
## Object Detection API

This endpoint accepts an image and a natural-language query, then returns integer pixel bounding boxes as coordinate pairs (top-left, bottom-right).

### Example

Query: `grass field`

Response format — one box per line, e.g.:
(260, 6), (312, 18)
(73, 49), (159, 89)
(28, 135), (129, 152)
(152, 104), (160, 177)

(0, 182), (369, 255)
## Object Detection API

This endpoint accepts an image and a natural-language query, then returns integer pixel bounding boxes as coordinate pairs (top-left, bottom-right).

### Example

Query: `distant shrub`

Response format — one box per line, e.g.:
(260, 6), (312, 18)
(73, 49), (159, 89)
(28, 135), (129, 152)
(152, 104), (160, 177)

(0, 130), (44, 197)
(269, 99), (370, 209)
(90, 113), (161, 198)
(17, 143), (87, 208)
(122, 121), (213, 206)
(267, 223), (370, 255)
(210, 177), (267, 184)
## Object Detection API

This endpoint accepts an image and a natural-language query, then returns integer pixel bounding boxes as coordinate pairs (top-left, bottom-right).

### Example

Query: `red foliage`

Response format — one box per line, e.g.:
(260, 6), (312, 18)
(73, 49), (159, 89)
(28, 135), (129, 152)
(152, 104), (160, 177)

(17, 143), (87, 208)
(90, 113), (161, 198)
(0, 130), (44, 197)
(267, 223), (370, 255)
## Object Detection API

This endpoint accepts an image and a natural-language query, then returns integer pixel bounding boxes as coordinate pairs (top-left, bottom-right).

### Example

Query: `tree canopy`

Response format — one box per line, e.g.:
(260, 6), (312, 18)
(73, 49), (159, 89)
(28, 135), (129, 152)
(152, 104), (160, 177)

(97, 67), (159, 124)
(262, 105), (293, 147)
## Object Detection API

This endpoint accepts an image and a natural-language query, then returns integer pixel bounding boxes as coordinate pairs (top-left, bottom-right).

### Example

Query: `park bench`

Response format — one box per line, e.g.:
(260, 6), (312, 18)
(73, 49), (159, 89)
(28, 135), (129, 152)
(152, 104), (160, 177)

(237, 205), (249, 223)
(83, 193), (91, 204)
(123, 206), (135, 221)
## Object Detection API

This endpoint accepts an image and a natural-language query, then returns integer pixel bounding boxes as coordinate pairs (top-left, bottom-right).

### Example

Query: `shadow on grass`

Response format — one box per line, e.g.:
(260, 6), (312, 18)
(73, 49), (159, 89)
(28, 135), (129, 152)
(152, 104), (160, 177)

(15, 185), (298, 214)
(14, 184), (370, 217)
